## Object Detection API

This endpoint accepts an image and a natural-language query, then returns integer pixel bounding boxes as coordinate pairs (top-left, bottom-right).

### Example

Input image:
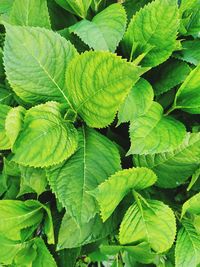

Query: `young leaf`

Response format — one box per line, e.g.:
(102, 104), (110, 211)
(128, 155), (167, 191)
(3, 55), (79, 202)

(134, 133), (200, 188)
(47, 126), (121, 224)
(3, 25), (78, 105)
(119, 199), (176, 253)
(128, 102), (186, 155)
(12, 102), (78, 168)
(187, 167), (200, 191)
(66, 51), (145, 128)
(174, 64), (200, 114)
(69, 3), (126, 52)
(9, 0), (51, 28)
(58, 213), (117, 249)
(118, 78), (154, 124)
(0, 103), (11, 150)
(14, 243), (37, 266)
(122, 0), (179, 67)
(175, 219), (200, 267)
(182, 192), (200, 218)
(91, 167), (157, 222)
(55, 0), (92, 18)
(5, 106), (26, 148)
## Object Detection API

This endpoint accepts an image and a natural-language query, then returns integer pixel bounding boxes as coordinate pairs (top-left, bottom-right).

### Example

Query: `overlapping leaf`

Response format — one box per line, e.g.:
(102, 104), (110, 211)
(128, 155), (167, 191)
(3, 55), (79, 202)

(0, 103), (11, 150)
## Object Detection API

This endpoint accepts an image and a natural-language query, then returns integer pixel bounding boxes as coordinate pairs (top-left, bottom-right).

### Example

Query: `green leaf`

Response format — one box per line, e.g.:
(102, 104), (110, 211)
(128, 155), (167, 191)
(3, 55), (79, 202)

(128, 102), (186, 155)
(66, 51), (145, 128)
(3, 25), (78, 105)
(0, 84), (13, 105)
(118, 78), (154, 124)
(174, 40), (200, 66)
(123, 0), (152, 22)
(0, 200), (44, 240)
(187, 167), (200, 191)
(175, 219), (200, 267)
(119, 199), (176, 253)
(134, 133), (200, 188)
(14, 243), (37, 267)
(12, 102), (78, 168)
(182, 192), (200, 218)
(9, 0), (51, 28)
(91, 167), (157, 222)
(5, 106), (26, 148)
(0, 0), (14, 14)
(69, 3), (126, 52)
(47, 126), (121, 224)
(122, 0), (179, 67)
(174, 64), (200, 114)
(55, 0), (92, 18)
(0, 103), (11, 150)
(58, 213), (117, 249)
(152, 59), (191, 96)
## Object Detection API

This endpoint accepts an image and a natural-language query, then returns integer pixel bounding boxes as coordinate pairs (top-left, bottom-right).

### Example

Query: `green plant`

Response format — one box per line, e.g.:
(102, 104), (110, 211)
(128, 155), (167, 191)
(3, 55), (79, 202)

(0, 0), (199, 266)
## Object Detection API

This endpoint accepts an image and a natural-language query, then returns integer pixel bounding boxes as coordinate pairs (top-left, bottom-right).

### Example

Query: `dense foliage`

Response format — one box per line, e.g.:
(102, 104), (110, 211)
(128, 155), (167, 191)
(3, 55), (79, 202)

(0, 0), (200, 266)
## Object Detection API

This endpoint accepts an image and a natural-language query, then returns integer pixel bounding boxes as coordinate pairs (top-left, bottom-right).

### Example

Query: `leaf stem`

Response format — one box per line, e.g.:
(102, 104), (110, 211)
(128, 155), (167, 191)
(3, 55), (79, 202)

(165, 105), (177, 116)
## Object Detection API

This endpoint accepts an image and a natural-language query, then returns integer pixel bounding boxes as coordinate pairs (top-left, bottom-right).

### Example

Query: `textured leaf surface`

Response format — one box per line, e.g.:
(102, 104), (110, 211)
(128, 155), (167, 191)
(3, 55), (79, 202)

(9, 0), (51, 28)
(4, 25), (78, 105)
(58, 213), (117, 249)
(174, 64), (200, 114)
(69, 3), (126, 52)
(122, 0), (179, 67)
(123, 0), (152, 21)
(175, 219), (200, 267)
(5, 106), (26, 148)
(66, 51), (145, 128)
(128, 102), (186, 155)
(0, 103), (11, 150)
(47, 126), (121, 223)
(12, 102), (78, 168)
(182, 192), (200, 218)
(187, 167), (200, 191)
(134, 133), (200, 188)
(118, 78), (153, 124)
(119, 199), (176, 253)
(92, 167), (157, 222)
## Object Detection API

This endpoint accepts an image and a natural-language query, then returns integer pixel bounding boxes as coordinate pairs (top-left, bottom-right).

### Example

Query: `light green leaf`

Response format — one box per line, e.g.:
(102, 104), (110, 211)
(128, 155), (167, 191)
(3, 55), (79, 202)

(12, 102), (78, 168)
(174, 40), (200, 66)
(91, 167), (157, 222)
(0, 103), (11, 150)
(66, 51), (145, 128)
(134, 133), (200, 188)
(14, 243), (37, 267)
(122, 0), (179, 67)
(186, 6), (200, 36)
(47, 126), (121, 224)
(152, 59), (191, 96)
(187, 167), (200, 191)
(128, 102), (186, 155)
(0, 235), (22, 265)
(118, 78), (154, 124)
(175, 219), (200, 267)
(69, 3), (126, 52)
(9, 0), (51, 28)
(123, 0), (152, 21)
(119, 199), (176, 253)
(4, 25), (78, 105)
(5, 106), (26, 148)
(0, 200), (44, 240)
(55, 0), (92, 18)
(182, 192), (200, 218)
(58, 212), (117, 249)
(0, 0), (14, 14)
(174, 64), (200, 114)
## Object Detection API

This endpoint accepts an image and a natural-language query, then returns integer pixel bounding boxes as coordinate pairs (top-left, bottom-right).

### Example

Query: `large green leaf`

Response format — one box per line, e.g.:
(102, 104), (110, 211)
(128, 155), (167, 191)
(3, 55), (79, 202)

(12, 102), (78, 168)
(58, 212), (117, 249)
(69, 3), (126, 52)
(3, 25), (78, 105)
(118, 78), (153, 124)
(0, 103), (11, 150)
(174, 64), (200, 114)
(5, 106), (26, 148)
(122, 0), (179, 67)
(91, 167), (157, 222)
(55, 0), (92, 18)
(119, 199), (176, 253)
(47, 126), (121, 223)
(134, 133), (200, 188)
(182, 192), (200, 218)
(123, 0), (152, 21)
(66, 51), (145, 128)
(0, 0), (14, 14)
(9, 0), (51, 28)
(128, 102), (186, 155)
(175, 219), (200, 267)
